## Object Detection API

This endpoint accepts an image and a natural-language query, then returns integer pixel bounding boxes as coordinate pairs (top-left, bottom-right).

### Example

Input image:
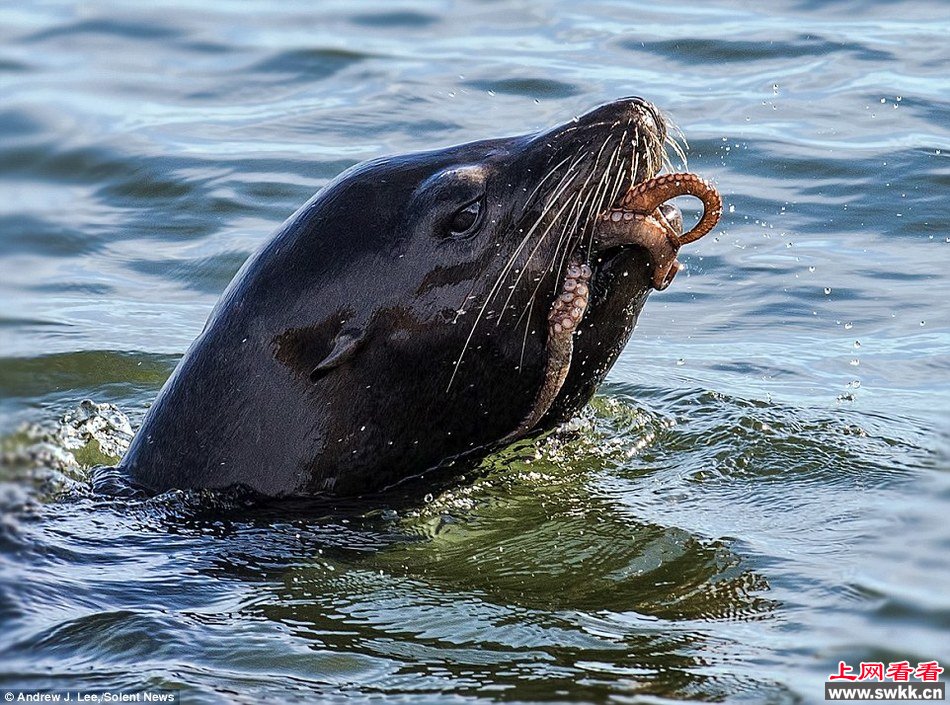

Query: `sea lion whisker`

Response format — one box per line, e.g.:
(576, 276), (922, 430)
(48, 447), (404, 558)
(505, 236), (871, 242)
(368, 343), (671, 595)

(474, 154), (584, 314)
(509, 129), (621, 359)
(665, 118), (689, 170)
(553, 191), (588, 291)
(485, 154), (586, 307)
(516, 187), (585, 331)
(627, 126), (641, 191)
(448, 157), (589, 390)
(498, 135), (612, 319)
(586, 174), (613, 260)
(497, 187), (587, 325)
(555, 173), (601, 286)
(601, 139), (628, 212)
(542, 136), (612, 294)
(509, 170), (592, 327)
(518, 179), (587, 324)
(483, 158), (590, 319)
(576, 141), (621, 262)
(583, 143), (623, 259)
(518, 296), (534, 371)
(665, 133), (688, 171)
(588, 145), (631, 261)
(532, 179), (601, 340)
(521, 153), (575, 215)
(565, 131), (614, 233)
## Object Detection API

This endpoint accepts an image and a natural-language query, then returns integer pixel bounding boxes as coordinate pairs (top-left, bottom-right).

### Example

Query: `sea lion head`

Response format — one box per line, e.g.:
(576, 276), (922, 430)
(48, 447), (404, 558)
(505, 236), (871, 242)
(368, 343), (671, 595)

(123, 97), (702, 496)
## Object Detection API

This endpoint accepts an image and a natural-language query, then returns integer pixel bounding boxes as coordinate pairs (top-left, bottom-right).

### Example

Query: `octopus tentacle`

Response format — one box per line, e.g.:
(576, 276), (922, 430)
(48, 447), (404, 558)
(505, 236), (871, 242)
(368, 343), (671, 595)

(621, 172), (722, 245)
(503, 258), (590, 442)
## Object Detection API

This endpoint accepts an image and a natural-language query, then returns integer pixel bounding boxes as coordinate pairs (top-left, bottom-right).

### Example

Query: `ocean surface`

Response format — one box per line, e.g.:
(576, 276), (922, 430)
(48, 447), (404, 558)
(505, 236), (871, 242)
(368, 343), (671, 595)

(1, 1), (948, 703)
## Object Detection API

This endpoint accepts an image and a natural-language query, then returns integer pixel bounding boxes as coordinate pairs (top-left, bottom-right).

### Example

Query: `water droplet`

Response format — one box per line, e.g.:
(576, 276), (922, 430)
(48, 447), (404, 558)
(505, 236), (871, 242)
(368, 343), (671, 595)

(848, 380), (862, 389)
(728, 204), (735, 213)
(824, 287), (832, 295)
(844, 322), (854, 330)
(676, 358), (685, 366)
(808, 266), (815, 273)
(849, 358), (860, 366)
(853, 340), (861, 349)
(920, 320), (926, 326)
(423, 493), (433, 503)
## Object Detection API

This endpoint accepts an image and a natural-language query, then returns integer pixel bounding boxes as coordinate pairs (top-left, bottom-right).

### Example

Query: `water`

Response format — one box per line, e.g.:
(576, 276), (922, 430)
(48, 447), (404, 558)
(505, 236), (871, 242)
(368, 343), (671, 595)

(1, 1), (948, 702)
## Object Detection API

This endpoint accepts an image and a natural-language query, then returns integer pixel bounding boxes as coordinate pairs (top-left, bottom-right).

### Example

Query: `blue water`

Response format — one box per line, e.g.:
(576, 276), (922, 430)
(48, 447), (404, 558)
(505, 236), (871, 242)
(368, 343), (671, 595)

(1, 1), (948, 703)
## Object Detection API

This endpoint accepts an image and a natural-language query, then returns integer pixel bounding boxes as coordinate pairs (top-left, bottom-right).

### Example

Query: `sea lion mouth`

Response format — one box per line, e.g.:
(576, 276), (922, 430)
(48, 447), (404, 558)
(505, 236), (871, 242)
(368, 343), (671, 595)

(504, 172), (722, 442)
(503, 108), (723, 442)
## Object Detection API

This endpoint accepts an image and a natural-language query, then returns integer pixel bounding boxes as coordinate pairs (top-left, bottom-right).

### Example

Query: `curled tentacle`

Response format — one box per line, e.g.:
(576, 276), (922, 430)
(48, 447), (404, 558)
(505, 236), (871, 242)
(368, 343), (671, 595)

(621, 172), (722, 245)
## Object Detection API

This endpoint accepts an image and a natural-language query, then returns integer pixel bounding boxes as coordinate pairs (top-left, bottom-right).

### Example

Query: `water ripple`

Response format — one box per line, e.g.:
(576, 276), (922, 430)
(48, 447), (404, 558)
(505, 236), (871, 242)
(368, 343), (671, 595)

(1, 0), (948, 701)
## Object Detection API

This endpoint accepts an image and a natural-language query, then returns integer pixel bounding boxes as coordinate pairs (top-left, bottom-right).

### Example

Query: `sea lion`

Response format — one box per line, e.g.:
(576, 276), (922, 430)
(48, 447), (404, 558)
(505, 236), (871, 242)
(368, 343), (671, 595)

(121, 97), (721, 496)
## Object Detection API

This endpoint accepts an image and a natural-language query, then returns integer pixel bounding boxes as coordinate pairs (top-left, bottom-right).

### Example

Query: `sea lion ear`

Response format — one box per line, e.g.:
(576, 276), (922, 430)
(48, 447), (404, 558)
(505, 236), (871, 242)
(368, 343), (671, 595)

(310, 329), (363, 382)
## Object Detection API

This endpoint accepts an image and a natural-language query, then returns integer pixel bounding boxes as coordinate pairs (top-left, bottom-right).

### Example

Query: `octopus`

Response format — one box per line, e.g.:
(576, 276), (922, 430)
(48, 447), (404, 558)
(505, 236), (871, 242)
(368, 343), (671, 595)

(508, 173), (723, 440)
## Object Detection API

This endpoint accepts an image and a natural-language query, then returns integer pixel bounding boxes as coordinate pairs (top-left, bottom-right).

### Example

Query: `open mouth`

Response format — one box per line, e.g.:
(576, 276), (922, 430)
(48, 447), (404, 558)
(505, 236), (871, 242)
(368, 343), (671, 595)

(505, 169), (723, 442)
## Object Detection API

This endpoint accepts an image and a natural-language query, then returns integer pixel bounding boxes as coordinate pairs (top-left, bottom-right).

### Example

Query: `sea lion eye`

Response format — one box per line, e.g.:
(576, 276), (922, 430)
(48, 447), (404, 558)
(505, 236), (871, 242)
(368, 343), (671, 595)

(447, 199), (482, 237)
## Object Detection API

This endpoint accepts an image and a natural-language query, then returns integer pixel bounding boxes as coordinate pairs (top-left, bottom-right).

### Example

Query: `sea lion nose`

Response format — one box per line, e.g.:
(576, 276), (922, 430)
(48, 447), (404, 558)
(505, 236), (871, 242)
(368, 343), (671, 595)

(622, 96), (657, 113)
(569, 97), (665, 132)
(620, 96), (664, 133)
